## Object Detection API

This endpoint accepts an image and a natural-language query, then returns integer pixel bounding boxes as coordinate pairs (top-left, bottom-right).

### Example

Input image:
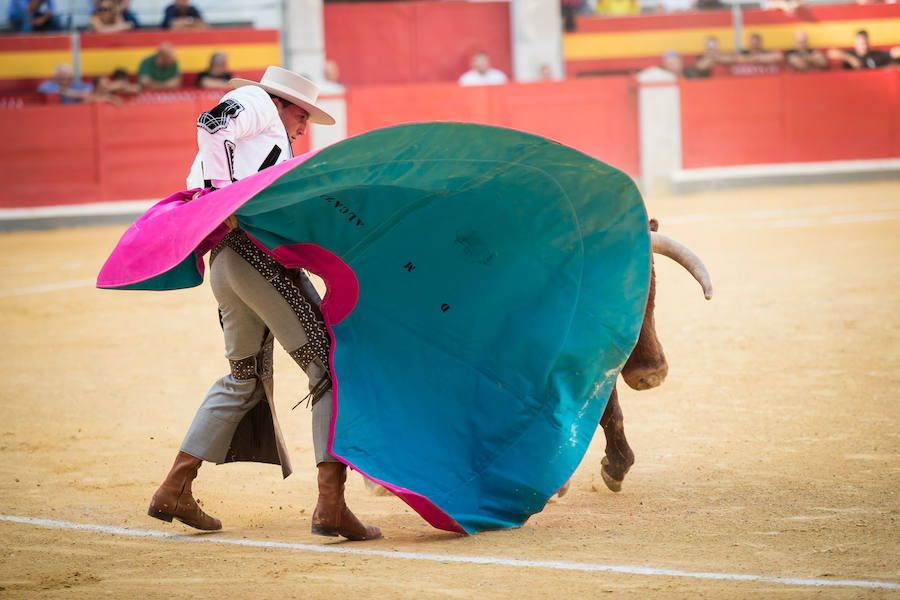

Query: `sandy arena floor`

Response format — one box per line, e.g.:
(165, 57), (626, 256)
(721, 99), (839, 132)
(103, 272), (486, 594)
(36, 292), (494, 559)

(0, 181), (898, 599)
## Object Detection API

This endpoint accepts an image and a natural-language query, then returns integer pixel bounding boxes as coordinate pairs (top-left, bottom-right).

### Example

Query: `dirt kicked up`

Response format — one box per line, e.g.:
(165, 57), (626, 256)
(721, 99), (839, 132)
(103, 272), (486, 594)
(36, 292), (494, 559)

(0, 180), (898, 599)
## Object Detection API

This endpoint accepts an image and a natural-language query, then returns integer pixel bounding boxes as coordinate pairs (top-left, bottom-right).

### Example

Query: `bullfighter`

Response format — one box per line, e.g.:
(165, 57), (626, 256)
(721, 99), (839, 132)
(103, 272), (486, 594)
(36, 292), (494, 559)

(147, 66), (381, 541)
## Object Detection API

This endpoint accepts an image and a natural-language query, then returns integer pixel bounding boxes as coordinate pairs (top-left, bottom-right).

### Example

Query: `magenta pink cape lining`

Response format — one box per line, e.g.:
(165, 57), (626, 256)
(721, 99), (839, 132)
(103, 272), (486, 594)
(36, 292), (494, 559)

(96, 150), (466, 534)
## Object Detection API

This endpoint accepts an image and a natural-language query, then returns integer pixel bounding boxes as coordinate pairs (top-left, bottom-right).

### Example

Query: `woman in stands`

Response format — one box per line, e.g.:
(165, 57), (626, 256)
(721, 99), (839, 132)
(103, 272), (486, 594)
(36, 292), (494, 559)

(89, 0), (135, 32)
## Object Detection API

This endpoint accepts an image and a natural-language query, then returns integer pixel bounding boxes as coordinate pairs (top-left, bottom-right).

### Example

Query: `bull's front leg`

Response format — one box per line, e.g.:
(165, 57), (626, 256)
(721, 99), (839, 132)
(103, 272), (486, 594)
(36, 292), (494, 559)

(555, 383), (634, 498)
(598, 383), (634, 492)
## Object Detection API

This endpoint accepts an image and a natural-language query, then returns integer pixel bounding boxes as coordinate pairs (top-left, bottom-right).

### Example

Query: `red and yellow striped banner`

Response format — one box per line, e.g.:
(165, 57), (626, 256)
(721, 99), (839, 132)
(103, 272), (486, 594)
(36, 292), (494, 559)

(0, 28), (280, 80)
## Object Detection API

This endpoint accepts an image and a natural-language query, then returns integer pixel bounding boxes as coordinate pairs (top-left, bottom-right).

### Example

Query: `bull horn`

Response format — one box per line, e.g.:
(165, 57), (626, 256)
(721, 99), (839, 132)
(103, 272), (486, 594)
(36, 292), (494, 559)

(650, 232), (713, 300)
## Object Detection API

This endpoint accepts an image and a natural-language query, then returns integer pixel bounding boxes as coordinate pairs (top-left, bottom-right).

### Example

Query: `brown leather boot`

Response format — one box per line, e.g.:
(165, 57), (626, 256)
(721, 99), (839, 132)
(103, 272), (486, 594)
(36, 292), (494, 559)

(311, 462), (381, 541)
(148, 451), (222, 531)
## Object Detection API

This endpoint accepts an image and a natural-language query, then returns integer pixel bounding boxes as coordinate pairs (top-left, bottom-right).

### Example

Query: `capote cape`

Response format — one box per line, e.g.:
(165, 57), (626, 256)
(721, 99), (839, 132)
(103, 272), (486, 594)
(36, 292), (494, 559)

(97, 122), (651, 534)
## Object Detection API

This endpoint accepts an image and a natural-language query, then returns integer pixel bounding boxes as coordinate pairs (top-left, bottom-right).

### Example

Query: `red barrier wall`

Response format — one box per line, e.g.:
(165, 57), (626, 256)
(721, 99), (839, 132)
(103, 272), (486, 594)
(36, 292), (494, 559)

(5, 69), (897, 209)
(2, 105), (101, 207)
(680, 68), (900, 168)
(0, 95), (310, 208)
(345, 78), (640, 177)
(323, 1), (512, 86)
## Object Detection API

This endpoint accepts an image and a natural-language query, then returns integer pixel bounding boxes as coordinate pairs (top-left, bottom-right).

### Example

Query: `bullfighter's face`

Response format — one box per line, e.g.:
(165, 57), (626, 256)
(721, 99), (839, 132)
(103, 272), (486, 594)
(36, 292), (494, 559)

(275, 100), (310, 141)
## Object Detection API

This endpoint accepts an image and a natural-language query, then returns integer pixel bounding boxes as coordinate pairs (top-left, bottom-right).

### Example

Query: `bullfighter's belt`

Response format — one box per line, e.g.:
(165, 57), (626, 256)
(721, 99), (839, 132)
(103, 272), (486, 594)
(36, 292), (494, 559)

(211, 228), (332, 405)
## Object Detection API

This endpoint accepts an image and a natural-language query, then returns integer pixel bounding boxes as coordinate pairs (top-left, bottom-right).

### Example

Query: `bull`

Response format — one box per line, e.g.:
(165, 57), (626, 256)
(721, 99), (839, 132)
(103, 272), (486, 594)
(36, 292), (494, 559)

(363, 219), (713, 498)
(557, 218), (713, 496)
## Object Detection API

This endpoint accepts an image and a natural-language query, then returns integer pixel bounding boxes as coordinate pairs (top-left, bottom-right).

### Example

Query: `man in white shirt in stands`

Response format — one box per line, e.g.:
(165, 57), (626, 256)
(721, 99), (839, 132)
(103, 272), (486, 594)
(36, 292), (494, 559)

(150, 66), (382, 541)
(458, 52), (509, 86)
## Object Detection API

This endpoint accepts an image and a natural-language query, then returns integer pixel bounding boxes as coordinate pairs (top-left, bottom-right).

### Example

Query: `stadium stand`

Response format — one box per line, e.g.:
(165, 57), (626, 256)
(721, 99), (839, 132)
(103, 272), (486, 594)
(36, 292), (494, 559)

(0, 1), (897, 210)
(0, 28), (278, 97)
(564, 3), (900, 76)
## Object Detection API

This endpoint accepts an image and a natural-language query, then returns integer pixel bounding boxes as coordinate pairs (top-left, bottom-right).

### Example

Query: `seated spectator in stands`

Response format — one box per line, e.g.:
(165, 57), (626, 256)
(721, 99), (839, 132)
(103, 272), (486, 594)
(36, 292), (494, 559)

(196, 53), (233, 89)
(138, 43), (182, 90)
(319, 59), (345, 94)
(762, 0), (805, 16)
(37, 64), (93, 104)
(785, 31), (827, 71)
(694, 35), (735, 72)
(90, 0), (134, 32)
(95, 67), (141, 97)
(458, 52), (508, 86)
(695, 0), (726, 10)
(561, 0), (578, 32)
(162, 0), (207, 30)
(738, 33), (783, 65)
(595, 0), (640, 14)
(652, 0), (693, 12)
(893, 46), (900, 64)
(827, 30), (892, 70)
(662, 50), (711, 79)
(729, 33), (782, 75)
(117, 0), (139, 28)
(7, 0), (63, 32)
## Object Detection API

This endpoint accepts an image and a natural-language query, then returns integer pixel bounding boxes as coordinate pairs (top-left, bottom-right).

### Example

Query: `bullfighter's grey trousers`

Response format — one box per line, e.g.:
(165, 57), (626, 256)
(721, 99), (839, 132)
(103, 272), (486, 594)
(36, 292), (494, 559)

(180, 243), (338, 466)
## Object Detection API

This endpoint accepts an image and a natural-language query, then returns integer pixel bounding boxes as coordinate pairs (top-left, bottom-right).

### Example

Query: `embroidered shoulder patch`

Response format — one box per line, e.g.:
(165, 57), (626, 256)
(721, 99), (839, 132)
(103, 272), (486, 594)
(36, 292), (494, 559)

(197, 99), (245, 134)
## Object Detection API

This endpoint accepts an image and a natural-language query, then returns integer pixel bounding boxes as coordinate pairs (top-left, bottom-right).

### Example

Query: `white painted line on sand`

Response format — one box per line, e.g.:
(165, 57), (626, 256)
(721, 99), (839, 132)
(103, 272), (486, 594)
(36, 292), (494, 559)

(826, 211), (900, 225)
(671, 158), (900, 182)
(0, 278), (96, 297)
(1, 514), (897, 590)
(664, 206), (900, 229)
(0, 200), (155, 220)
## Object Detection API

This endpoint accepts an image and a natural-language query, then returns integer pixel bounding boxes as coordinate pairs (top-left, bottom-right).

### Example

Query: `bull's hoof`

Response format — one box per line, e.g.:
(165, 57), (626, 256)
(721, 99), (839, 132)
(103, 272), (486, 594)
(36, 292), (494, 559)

(363, 476), (392, 496)
(600, 457), (626, 493)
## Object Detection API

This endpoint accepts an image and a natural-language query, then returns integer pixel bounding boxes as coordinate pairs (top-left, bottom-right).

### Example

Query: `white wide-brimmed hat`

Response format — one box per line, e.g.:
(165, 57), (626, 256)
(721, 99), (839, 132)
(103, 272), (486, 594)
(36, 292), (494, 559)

(230, 66), (336, 125)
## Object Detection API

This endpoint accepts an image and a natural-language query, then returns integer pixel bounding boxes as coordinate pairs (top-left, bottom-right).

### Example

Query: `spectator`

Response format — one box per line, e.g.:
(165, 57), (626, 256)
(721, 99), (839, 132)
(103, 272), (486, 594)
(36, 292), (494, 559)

(729, 33), (782, 75)
(653, 0), (693, 12)
(319, 59), (345, 94)
(694, 35), (734, 73)
(196, 52), (232, 89)
(7, 0), (62, 32)
(89, 0), (134, 32)
(538, 64), (554, 80)
(117, 0), (139, 28)
(662, 50), (711, 79)
(595, 0), (640, 14)
(458, 52), (508, 86)
(561, 0), (579, 32)
(785, 31), (827, 71)
(763, 0), (805, 15)
(738, 33), (783, 65)
(95, 67), (141, 97)
(695, 0), (726, 9)
(37, 64), (93, 104)
(138, 43), (182, 90)
(827, 30), (891, 69)
(162, 0), (207, 30)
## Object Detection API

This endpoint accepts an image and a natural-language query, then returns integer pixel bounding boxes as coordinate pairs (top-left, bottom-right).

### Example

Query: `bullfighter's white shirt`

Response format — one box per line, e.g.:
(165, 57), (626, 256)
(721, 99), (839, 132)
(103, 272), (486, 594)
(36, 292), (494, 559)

(186, 85), (292, 190)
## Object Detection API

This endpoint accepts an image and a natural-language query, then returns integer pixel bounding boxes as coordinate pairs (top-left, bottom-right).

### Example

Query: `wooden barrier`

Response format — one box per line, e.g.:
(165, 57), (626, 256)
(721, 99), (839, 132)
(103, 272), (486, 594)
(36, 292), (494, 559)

(2, 68), (898, 209)
(680, 68), (900, 168)
(345, 78), (640, 177)
(0, 94), (310, 208)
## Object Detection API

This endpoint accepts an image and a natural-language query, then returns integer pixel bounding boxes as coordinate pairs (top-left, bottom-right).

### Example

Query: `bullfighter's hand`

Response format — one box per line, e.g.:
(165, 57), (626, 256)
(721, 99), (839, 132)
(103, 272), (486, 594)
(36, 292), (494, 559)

(224, 215), (238, 230)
